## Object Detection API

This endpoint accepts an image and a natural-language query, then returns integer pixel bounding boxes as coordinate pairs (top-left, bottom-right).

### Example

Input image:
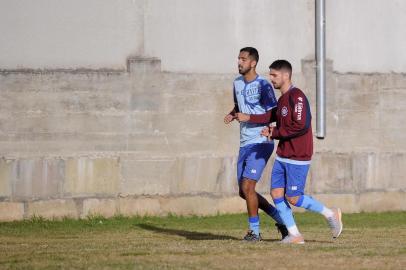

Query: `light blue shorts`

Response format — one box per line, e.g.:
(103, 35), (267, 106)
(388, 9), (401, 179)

(237, 143), (274, 182)
(270, 159), (310, 197)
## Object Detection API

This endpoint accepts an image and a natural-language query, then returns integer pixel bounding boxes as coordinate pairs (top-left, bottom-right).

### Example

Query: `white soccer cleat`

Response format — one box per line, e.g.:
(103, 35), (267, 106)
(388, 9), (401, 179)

(327, 207), (343, 238)
(280, 234), (305, 244)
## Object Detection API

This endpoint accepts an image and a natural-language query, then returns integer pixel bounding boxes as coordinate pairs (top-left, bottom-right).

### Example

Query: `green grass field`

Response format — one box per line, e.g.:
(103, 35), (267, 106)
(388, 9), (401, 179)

(1, 212), (406, 269)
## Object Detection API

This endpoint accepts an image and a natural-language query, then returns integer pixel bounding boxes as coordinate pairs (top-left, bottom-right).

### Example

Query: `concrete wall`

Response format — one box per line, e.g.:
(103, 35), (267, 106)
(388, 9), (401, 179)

(327, 0), (406, 73)
(0, 0), (145, 70)
(1, 0), (406, 220)
(2, 0), (406, 73)
(0, 58), (405, 221)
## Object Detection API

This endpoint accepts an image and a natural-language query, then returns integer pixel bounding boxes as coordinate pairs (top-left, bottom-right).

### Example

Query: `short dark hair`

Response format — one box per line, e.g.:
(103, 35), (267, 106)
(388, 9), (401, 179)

(269, 59), (292, 76)
(240, 47), (259, 63)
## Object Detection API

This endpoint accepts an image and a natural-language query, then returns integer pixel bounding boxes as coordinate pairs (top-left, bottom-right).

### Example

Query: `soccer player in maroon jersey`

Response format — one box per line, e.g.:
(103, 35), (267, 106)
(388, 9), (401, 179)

(261, 60), (343, 244)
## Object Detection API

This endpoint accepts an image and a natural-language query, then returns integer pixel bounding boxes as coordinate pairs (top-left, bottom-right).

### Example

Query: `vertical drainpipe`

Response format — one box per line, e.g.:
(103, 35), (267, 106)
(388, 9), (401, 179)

(316, 0), (326, 139)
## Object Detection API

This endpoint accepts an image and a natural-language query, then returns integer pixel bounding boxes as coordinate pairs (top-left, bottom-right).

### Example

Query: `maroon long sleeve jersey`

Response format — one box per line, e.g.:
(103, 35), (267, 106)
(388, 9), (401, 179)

(271, 87), (313, 161)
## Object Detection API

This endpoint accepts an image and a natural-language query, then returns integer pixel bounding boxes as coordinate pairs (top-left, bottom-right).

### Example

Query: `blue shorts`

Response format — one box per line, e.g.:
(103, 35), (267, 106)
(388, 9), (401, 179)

(237, 143), (274, 182)
(270, 159), (310, 197)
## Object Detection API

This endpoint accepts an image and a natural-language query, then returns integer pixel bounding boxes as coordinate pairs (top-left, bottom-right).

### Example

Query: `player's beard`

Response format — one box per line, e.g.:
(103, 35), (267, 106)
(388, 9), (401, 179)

(238, 65), (251, 75)
(271, 82), (280, 89)
(271, 81), (281, 89)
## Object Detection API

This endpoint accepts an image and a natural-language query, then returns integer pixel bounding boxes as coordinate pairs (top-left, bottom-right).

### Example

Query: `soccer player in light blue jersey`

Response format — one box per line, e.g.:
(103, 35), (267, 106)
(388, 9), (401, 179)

(224, 47), (287, 241)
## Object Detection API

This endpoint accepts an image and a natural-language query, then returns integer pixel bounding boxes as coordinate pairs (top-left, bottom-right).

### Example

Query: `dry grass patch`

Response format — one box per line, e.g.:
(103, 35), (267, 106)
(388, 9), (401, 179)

(0, 212), (405, 269)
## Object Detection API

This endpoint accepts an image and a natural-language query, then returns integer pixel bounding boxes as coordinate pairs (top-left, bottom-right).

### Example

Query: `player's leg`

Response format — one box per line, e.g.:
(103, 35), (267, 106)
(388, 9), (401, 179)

(238, 144), (287, 240)
(240, 178), (258, 216)
(240, 182), (284, 228)
(288, 194), (343, 238)
(239, 143), (278, 241)
(240, 177), (260, 240)
(284, 163), (343, 238)
(271, 160), (304, 244)
(237, 145), (261, 241)
(239, 179), (287, 239)
(251, 143), (285, 227)
(256, 193), (284, 225)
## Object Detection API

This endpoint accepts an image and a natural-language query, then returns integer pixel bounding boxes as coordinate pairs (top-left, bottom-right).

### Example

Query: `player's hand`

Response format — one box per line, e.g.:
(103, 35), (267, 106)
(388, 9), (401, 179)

(261, 126), (273, 139)
(235, 113), (250, 122)
(261, 126), (270, 137)
(224, 114), (236, 124)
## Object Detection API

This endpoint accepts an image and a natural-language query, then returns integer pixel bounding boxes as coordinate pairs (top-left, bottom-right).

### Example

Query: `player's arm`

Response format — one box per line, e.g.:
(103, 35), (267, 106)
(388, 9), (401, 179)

(247, 106), (278, 124)
(224, 105), (238, 123)
(229, 104), (239, 116)
(243, 110), (272, 124)
(224, 87), (239, 124)
(271, 90), (311, 139)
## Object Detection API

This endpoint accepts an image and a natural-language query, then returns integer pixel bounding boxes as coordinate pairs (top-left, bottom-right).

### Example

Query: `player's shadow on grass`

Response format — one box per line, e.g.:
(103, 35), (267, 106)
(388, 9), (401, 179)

(136, 223), (239, 240)
(136, 224), (332, 243)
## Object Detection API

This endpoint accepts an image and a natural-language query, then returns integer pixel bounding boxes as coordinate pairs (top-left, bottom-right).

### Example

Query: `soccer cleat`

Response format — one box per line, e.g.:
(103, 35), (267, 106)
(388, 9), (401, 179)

(243, 230), (262, 242)
(275, 223), (289, 240)
(280, 234), (305, 244)
(326, 207), (343, 238)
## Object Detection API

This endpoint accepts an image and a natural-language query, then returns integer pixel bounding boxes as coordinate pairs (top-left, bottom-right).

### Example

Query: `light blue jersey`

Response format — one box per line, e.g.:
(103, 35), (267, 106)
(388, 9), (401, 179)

(233, 75), (277, 147)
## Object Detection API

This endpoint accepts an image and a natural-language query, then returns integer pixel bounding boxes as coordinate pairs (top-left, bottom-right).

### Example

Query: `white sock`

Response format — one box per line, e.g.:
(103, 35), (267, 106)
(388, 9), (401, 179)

(321, 207), (334, 218)
(287, 225), (301, 236)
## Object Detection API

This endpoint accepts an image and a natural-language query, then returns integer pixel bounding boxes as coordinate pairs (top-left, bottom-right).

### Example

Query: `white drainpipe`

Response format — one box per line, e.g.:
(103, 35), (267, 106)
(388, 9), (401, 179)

(316, 0), (326, 139)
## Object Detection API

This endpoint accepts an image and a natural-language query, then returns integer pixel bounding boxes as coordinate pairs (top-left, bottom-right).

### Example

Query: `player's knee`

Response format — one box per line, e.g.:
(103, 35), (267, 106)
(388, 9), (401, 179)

(271, 188), (284, 200)
(270, 190), (279, 199)
(286, 196), (299, 205)
(241, 186), (251, 197)
(241, 180), (256, 196)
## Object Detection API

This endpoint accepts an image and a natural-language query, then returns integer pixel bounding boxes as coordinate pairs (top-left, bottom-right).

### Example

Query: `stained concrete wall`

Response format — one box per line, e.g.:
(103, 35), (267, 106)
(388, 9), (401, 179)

(0, 58), (405, 221)
(1, 0), (406, 220)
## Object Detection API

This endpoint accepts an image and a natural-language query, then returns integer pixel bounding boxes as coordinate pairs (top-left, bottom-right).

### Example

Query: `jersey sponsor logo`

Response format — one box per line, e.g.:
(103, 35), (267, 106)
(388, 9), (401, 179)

(295, 97), (304, 121)
(281, 106), (288, 117)
(243, 85), (260, 107)
(250, 169), (257, 174)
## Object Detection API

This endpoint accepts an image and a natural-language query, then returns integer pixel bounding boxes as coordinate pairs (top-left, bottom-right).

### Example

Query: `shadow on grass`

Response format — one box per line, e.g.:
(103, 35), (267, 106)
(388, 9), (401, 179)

(136, 223), (239, 240)
(135, 223), (333, 243)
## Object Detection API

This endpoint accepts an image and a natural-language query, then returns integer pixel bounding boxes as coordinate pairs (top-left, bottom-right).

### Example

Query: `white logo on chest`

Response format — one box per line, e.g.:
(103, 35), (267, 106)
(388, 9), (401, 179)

(281, 106), (288, 117)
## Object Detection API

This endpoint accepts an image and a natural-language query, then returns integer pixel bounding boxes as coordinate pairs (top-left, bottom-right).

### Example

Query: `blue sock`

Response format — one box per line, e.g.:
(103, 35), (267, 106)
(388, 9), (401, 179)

(295, 195), (324, 213)
(274, 197), (296, 229)
(248, 216), (260, 236)
(264, 204), (284, 225)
